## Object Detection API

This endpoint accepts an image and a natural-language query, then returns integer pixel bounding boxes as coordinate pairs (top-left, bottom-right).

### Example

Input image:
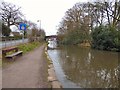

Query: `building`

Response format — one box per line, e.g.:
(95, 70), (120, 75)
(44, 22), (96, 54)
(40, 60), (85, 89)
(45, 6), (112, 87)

(10, 32), (21, 37)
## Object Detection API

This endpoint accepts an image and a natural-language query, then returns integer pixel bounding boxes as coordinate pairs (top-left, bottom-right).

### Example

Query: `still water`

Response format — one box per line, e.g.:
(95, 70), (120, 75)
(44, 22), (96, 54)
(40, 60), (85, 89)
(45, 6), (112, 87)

(48, 45), (119, 88)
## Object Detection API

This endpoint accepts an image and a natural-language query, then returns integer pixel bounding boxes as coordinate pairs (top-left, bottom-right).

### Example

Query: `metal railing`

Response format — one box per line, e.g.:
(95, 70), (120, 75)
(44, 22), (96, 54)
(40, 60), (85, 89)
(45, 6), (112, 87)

(0, 38), (28, 49)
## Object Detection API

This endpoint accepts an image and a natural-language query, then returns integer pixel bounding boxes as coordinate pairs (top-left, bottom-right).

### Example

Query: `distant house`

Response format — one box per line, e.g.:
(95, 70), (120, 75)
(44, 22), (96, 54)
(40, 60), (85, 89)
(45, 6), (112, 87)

(10, 32), (21, 37)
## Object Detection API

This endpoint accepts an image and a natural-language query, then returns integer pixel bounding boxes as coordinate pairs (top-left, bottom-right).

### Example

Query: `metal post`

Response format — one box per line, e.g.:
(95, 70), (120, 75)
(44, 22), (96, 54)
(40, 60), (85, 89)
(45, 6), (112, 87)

(22, 30), (24, 43)
(40, 20), (41, 30)
(37, 20), (41, 30)
(11, 38), (12, 46)
(15, 38), (16, 45)
(5, 39), (6, 48)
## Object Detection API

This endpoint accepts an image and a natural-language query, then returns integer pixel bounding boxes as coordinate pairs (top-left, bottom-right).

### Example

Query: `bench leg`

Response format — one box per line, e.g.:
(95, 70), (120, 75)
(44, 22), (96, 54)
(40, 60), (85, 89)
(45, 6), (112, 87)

(12, 56), (15, 61)
(17, 53), (23, 56)
(6, 56), (15, 61)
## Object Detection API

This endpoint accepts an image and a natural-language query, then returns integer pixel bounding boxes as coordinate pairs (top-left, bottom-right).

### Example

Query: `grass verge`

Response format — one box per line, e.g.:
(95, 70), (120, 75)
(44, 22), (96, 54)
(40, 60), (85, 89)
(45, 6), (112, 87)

(18, 41), (44, 54)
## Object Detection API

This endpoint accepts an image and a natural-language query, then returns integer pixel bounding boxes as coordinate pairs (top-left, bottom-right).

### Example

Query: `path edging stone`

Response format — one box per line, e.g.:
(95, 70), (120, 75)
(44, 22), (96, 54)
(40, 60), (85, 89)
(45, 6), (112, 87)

(45, 47), (62, 88)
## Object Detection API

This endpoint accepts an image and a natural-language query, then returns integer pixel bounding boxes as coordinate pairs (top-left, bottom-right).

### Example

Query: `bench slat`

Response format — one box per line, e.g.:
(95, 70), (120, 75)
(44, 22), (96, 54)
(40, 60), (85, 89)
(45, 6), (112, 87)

(2, 47), (18, 53)
(5, 51), (23, 58)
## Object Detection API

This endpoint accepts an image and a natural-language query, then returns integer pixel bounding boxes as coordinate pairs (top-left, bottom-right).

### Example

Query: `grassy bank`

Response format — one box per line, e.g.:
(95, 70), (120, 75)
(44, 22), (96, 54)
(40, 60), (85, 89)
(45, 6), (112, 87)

(18, 41), (44, 54)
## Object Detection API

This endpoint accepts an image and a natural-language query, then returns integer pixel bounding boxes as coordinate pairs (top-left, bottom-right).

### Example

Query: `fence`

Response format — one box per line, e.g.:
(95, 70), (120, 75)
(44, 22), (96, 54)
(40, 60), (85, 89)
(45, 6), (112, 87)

(0, 38), (28, 49)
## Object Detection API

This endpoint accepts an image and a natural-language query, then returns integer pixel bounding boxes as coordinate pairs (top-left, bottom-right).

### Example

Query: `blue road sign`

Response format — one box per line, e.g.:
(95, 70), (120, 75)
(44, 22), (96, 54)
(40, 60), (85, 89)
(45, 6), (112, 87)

(19, 23), (27, 30)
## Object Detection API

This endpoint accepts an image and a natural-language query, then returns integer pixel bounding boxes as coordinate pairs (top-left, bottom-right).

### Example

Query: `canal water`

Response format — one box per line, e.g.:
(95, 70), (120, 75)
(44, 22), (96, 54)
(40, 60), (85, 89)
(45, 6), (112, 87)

(47, 41), (119, 88)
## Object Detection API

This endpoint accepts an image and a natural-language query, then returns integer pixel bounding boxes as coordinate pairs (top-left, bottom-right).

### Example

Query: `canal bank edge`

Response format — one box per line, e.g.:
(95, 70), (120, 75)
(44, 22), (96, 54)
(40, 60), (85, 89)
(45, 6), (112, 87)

(45, 46), (62, 88)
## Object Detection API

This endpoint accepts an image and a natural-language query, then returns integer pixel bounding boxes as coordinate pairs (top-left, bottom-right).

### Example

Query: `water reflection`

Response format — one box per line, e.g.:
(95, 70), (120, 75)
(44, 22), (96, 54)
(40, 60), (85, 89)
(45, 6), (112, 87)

(48, 46), (119, 88)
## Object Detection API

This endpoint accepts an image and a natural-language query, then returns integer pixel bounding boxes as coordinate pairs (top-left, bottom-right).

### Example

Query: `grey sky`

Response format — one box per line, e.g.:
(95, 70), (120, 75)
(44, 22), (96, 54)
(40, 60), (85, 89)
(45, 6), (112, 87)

(4, 0), (89, 35)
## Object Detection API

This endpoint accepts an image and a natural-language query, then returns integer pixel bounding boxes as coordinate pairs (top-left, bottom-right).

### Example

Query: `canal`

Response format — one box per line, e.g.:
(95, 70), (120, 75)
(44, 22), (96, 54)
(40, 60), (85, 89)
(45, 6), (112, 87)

(47, 41), (119, 88)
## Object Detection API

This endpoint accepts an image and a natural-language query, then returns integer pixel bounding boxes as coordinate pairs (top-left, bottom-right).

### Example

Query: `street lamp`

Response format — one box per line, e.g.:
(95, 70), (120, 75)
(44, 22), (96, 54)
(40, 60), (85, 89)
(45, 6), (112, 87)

(37, 20), (41, 30)
(37, 20), (41, 41)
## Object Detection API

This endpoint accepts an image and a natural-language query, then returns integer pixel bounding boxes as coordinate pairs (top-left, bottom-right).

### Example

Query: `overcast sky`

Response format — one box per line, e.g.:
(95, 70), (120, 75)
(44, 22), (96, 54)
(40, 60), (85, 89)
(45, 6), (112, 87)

(4, 0), (89, 35)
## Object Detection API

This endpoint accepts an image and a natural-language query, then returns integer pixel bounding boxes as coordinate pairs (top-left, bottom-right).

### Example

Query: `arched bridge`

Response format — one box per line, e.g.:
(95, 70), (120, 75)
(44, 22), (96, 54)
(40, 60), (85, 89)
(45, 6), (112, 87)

(45, 35), (57, 41)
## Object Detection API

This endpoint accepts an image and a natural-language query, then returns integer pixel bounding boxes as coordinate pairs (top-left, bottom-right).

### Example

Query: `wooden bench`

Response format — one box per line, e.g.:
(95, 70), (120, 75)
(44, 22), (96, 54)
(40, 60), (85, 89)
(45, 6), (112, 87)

(2, 47), (23, 60)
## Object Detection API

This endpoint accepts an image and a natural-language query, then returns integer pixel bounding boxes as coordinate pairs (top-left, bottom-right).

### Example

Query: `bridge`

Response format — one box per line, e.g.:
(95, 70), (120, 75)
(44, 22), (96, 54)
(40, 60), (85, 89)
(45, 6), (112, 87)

(45, 35), (57, 41)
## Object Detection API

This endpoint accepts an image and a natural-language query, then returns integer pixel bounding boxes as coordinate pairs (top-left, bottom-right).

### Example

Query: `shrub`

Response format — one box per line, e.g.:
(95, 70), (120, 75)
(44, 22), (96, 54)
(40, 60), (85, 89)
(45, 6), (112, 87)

(2, 23), (11, 37)
(60, 29), (85, 45)
(91, 25), (120, 51)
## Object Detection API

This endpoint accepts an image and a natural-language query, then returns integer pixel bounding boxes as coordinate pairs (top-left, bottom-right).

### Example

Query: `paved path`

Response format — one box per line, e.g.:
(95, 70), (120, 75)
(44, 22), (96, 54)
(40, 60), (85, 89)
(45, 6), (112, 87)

(0, 68), (2, 90)
(2, 44), (49, 88)
(0, 50), (2, 89)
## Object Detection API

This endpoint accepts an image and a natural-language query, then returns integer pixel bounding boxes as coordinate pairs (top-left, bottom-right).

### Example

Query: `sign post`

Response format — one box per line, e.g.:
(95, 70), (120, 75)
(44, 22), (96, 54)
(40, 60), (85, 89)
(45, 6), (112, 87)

(19, 23), (27, 43)
(22, 30), (24, 43)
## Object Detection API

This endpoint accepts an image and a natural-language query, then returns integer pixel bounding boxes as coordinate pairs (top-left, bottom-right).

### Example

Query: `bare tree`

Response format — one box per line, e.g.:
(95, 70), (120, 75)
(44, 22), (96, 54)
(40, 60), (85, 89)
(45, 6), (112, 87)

(87, 1), (120, 27)
(111, 0), (120, 26)
(26, 21), (46, 42)
(0, 2), (23, 28)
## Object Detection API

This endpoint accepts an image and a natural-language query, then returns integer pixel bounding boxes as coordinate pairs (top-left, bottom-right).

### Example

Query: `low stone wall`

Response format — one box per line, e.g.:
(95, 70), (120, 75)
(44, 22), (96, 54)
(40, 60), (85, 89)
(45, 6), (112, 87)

(45, 47), (62, 88)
